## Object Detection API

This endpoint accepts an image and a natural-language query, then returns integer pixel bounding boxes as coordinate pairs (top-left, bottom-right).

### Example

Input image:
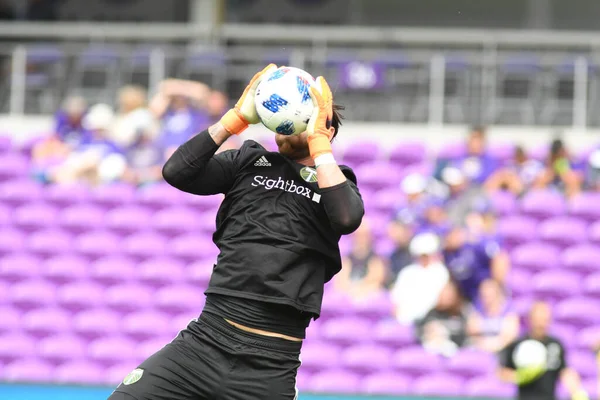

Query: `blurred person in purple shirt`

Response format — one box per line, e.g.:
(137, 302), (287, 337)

(468, 279), (519, 353)
(455, 126), (497, 185)
(534, 138), (582, 198)
(443, 225), (509, 302)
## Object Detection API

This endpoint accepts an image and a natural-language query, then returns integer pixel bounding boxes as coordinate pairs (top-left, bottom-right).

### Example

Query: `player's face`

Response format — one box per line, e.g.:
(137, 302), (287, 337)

(530, 303), (552, 335)
(275, 132), (310, 160)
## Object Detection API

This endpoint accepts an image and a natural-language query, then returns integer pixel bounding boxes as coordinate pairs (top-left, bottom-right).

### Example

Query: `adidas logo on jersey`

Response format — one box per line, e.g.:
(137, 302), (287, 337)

(254, 156), (271, 167)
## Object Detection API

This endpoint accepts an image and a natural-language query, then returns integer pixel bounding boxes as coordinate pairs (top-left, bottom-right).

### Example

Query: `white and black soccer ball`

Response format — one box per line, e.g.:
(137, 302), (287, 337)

(255, 67), (316, 136)
(513, 339), (548, 369)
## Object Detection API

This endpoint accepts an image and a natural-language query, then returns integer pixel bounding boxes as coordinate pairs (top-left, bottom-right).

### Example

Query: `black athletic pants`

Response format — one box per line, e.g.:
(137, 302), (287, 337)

(108, 312), (301, 400)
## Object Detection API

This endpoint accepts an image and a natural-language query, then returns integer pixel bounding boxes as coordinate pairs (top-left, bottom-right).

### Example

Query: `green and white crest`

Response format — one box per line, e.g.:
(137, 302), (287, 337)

(123, 368), (144, 385)
(300, 166), (318, 183)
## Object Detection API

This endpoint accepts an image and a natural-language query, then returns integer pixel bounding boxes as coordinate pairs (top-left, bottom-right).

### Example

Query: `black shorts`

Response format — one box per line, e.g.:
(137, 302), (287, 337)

(108, 312), (301, 400)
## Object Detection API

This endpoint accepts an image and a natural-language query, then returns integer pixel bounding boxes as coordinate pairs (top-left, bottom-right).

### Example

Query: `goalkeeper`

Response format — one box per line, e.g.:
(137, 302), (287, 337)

(108, 65), (364, 400)
(498, 302), (588, 400)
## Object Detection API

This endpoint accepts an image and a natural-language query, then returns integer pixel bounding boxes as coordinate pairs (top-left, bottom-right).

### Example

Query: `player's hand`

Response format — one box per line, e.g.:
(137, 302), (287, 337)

(306, 76), (335, 160)
(220, 64), (278, 135)
(515, 365), (546, 386)
(572, 389), (589, 400)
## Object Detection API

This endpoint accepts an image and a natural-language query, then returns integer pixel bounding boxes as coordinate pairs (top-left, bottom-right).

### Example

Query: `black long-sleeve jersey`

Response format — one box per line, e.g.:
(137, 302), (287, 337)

(162, 130), (364, 318)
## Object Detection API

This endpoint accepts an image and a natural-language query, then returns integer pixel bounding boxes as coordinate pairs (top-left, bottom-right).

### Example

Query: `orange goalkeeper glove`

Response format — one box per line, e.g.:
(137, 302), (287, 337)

(307, 76), (336, 161)
(220, 64), (278, 135)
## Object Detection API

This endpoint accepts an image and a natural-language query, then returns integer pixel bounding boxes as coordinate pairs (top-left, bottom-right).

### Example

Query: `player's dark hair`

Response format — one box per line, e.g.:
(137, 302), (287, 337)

(331, 103), (345, 140)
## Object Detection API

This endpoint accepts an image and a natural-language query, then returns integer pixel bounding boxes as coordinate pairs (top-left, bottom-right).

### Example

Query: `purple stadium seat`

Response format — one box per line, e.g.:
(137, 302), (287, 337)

(0, 228), (26, 255)
(58, 205), (106, 233)
(321, 316), (373, 346)
(55, 360), (105, 385)
(370, 188), (406, 215)
(105, 283), (153, 313)
(0, 333), (36, 362)
(0, 154), (28, 181)
(447, 350), (496, 378)
(0, 306), (19, 333)
(22, 307), (71, 338)
(122, 310), (172, 340)
(171, 313), (197, 331)
(4, 358), (53, 382)
(39, 334), (86, 364)
(155, 284), (205, 314)
(182, 194), (223, 212)
(28, 228), (73, 256)
(0, 281), (7, 304)
(295, 369), (312, 392)
(91, 183), (136, 207)
(589, 221), (600, 244)
(550, 324), (577, 348)
(299, 342), (342, 373)
(561, 244), (600, 273)
(0, 179), (43, 205)
(137, 337), (171, 360)
(355, 162), (403, 191)
(169, 234), (219, 262)
(361, 372), (410, 395)
(309, 369), (361, 394)
(391, 346), (444, 376)
(44, 184), (90, 206)
(137, 183), (185, 209)
(538, 217), (588, 248)
(0, 253), (41, 282)
(152, 207), (203, 235)
(105, 206), (153, 235)
(42, 254), (88, 283)
(489, 191), (517, 216)
(341, 344), (392, 374)
(320, 291), (354, 319)
(466, 376), (515, 398)
(413, 373), (464, 396)
(506, 269), (533, 296)
(88, 336), (137, 365)
(437, 142), (466, 160)
(521, 190), (566, 220)
(90, 256), (137, 286)
(555, 297), (600, 327)
(74, 231), (121, 258)
(0, 136), (11, 152)
(532, 271), (582, 300)
(511, 242), (561, 272)
(389, 142), (426, 166)
(512, 296), (534, 317)
(124, 232), (168, 259)
(351, 291), (393, 320)
(497, 215), (538, 248)
(488, 142), (515, 162)
(568, 351), (597, 379)
(72, 308), (120, 339)
(341, 141), (381, 167)
(373, 319), (415, 347)
(56, 281), (104, 311)
(569, 192), (600, 221)
(0, 203), (11, 226)
(9, 279), (56, 310)
(14, 203), (58, 231)
(138, 258), (185, 287)
(583, 273), (600, 298)
(577, 325), (600, 350)
(186, 260), (214, 288)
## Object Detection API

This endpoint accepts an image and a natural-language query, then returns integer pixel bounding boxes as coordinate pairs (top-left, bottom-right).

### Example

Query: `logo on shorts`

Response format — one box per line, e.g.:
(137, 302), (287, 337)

(123, 368), (144, 385)
(299, 166), (318, 183)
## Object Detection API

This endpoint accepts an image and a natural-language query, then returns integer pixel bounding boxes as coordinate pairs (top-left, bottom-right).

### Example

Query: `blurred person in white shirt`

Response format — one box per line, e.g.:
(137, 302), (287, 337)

(110, 85), (159, 148)
(391, 232), (449, 325)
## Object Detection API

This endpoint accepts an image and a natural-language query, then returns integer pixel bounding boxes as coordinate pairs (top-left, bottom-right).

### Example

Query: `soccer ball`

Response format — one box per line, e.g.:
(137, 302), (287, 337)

(513, 339), (548, 369)
(255, 67), (316, 136)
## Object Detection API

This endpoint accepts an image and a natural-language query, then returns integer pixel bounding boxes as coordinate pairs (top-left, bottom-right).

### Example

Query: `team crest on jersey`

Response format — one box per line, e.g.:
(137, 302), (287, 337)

(300, 166), (318, 183)
(123, 368), (144, 385)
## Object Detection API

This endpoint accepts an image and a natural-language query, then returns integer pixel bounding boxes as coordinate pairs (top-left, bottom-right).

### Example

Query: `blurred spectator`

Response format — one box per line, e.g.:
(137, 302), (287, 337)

(121, 129), (164, 186)
(336, 221), (387, 298)
(206, 90), (229, 123)
(442, 126), (496, 185)
(465, 199), (499, 242)
(394, 173), (430, 226)
(110, 85), (158, 148)
(585, 148), (600, 191)
(391, 232), (449, 325)
(443, 225), (509, 302)
(485, 146), (545, 195)
(442, 166), (489, 227)
(416, 281), (472, 357)
(50, 104), (124, 185)
(26, 0), (58, 21)
(418, 196), (450, 236)
(535, 138), (582, 197)
(0, 0), (15, 20)
(468, 279), (519, 353)
(386, 220), (413, 287)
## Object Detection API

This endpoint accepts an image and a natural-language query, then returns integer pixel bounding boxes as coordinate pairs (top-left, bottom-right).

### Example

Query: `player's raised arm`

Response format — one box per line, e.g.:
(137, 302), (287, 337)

(307, 76), (364, 235)
(162, 64), (277, 195)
